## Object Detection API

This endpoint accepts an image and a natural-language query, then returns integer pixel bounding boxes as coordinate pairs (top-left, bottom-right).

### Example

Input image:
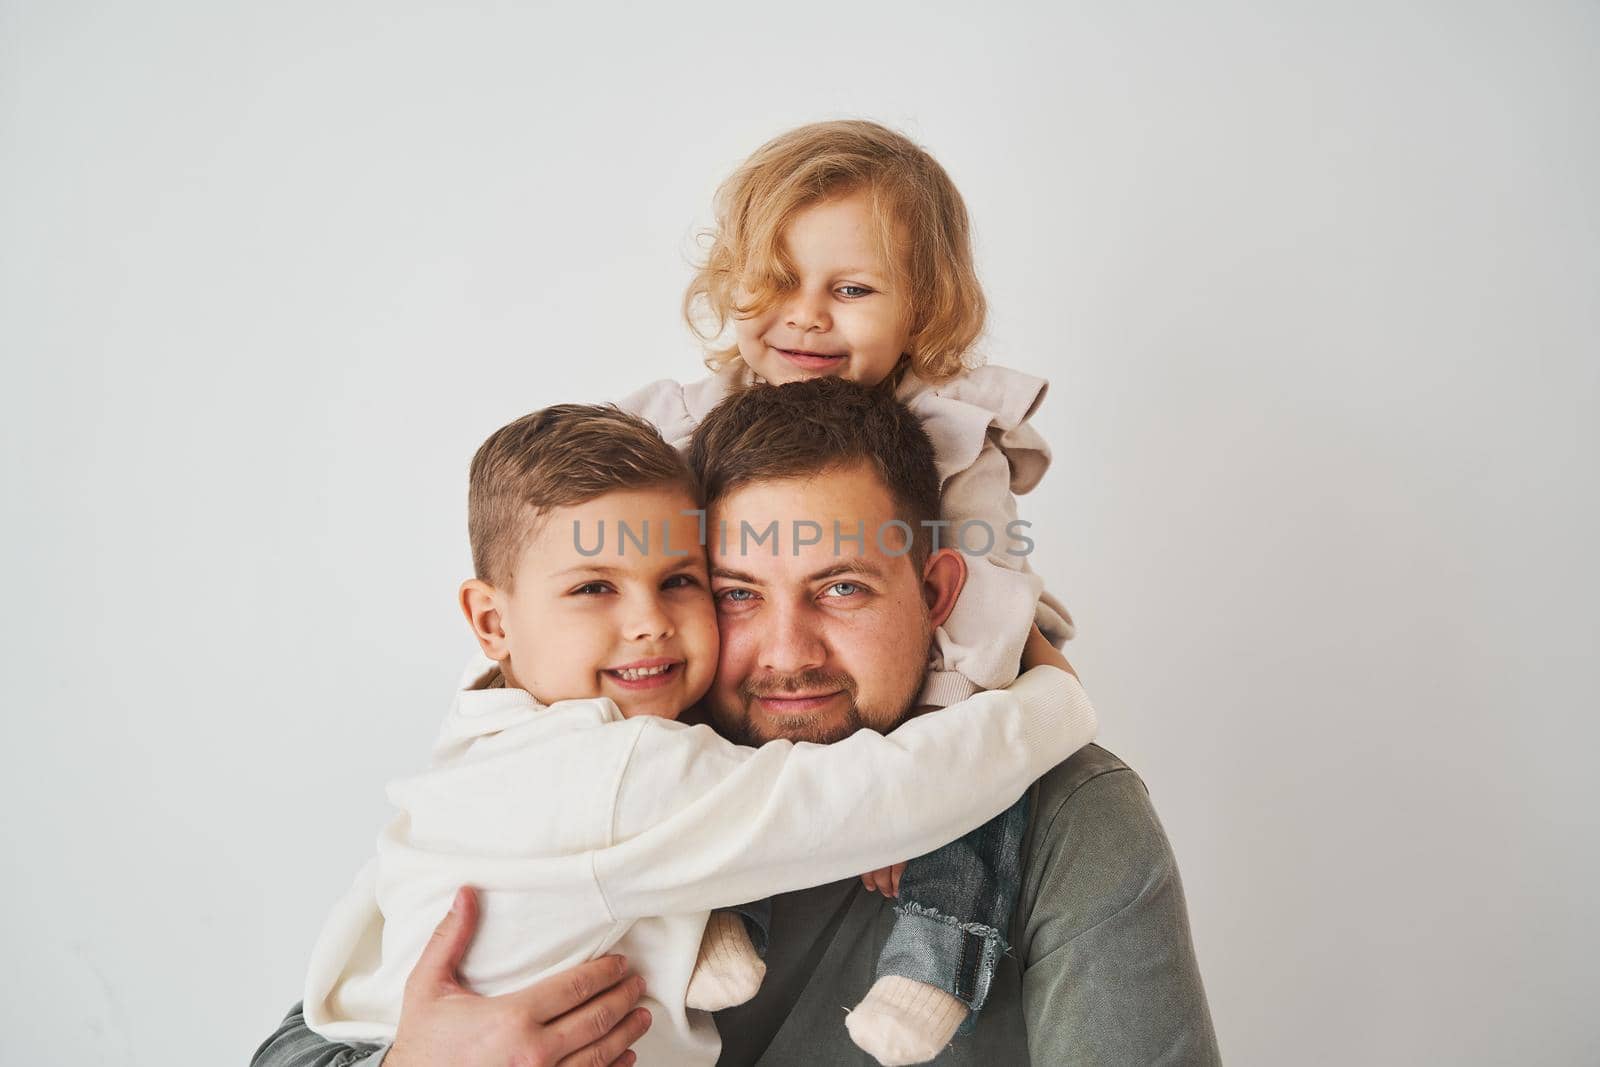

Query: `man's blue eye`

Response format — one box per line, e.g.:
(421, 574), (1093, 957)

(719, 588), (754, 603)
(826, 582), (861, 597)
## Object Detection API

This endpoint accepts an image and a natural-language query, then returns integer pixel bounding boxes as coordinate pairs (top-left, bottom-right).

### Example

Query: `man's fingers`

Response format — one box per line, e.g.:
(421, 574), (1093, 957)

(553, 1007), (651, 1067)
(407, 886), (478, 996)
(509, 954), (635, 1023)
(546, 974), (651, 1064)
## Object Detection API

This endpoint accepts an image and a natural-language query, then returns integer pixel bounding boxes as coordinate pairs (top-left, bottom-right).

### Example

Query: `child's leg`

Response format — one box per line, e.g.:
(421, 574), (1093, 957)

(685, 898), (771, 1011)
(729, 896), (773, 957)
(846, 794), (1029, 1064)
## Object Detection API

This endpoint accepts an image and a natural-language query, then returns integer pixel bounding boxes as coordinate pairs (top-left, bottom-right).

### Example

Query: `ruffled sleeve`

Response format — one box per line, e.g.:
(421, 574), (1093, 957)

(899, 364), (1076, 697)
(616, 379), (697, 452)
(896, 363), (1053, 494)
(616, 362), (750, 453)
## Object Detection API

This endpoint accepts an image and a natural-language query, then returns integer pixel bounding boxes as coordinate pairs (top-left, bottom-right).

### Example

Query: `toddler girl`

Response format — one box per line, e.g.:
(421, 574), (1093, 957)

(622, 119), (1077, 1065)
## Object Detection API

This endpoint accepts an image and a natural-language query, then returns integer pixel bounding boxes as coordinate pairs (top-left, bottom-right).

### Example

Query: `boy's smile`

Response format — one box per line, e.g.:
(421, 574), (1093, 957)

(603, 658), (685, 689)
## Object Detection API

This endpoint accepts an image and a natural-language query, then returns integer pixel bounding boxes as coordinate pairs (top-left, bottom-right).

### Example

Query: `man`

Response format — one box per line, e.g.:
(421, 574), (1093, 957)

(253, 379), (1219, 1065)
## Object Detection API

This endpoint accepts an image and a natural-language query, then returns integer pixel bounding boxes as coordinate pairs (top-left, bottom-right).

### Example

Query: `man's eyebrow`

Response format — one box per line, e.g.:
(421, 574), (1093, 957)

(710, 565), (762, 584)
(805, 559), (888, 583)
(712, 560), (892, 584)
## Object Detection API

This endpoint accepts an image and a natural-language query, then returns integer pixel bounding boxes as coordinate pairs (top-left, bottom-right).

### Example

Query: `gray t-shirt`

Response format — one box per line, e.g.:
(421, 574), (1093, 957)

(251, 745), (1220, 1066)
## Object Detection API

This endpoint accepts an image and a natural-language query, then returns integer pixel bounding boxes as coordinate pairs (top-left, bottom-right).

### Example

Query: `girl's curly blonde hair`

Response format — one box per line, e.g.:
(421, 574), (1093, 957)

(684, 120), (986, 385)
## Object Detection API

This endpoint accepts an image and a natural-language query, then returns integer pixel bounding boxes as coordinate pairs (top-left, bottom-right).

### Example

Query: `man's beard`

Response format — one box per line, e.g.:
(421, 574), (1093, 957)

(715, 664), (913, 747)
(706, 615), (934, 747)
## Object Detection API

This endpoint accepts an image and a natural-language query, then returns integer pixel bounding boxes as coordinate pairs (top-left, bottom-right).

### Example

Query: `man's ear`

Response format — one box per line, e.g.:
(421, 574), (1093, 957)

(459, 578), (510, 661)
(921, 547), (968, 630)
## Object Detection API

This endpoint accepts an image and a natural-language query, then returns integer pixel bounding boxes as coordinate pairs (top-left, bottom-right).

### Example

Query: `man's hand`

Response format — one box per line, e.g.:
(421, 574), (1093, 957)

(387, 886), (653, 1067)
(1020, 623), (1078, 681)
(860, 861), (906, 898)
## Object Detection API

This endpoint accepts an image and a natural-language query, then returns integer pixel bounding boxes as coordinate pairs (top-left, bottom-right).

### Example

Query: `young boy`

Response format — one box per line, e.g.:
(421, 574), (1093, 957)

(301, 402), (1096, 1065)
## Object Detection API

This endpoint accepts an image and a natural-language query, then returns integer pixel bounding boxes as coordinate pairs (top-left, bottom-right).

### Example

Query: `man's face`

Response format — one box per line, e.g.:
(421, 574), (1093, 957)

(704, 461), (963, 745)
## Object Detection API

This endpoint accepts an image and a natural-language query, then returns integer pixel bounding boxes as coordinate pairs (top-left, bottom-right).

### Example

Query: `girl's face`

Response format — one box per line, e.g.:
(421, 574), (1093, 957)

(734, 191), (913, 387)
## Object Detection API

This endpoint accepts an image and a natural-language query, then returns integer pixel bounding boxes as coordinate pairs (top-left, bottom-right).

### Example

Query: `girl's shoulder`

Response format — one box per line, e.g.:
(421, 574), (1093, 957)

(616, 361), (752, 448)
(896, 362), (1054, 491)
(897, 362), (1050, 429)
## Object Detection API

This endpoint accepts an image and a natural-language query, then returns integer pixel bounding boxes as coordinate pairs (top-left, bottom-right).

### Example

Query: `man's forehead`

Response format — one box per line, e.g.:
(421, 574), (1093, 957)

(706, 468), (914, 579)
(711, 464), (894, 518)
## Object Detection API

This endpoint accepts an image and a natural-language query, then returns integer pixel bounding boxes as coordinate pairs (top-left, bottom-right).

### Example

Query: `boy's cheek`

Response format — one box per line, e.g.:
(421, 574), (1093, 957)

(686, 605), (722, 666)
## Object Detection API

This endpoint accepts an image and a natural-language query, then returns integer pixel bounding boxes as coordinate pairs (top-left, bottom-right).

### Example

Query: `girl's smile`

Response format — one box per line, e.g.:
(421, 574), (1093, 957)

(736, 191), (912, 388)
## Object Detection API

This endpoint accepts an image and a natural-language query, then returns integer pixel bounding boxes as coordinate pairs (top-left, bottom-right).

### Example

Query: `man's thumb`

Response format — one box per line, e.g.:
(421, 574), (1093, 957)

(412, 886), (478, 993)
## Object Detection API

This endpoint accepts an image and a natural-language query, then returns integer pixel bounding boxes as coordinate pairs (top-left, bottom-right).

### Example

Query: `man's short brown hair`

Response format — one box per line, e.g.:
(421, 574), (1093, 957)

(469, 404), (694, 589)
(688, 378), (941, 567)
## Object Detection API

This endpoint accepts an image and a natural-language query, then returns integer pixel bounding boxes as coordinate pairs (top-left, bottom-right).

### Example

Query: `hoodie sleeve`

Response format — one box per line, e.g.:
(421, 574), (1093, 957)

(592, 665), (1096, 919)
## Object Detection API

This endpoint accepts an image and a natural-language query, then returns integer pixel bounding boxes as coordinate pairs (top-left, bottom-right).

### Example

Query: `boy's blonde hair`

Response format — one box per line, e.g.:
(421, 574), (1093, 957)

(684, 120), (986, 385)
(468, 404), (694, 590)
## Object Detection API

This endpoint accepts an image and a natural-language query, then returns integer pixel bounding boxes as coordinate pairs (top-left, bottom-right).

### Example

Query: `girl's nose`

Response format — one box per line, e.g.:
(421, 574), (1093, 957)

(785, 291), (830, 333)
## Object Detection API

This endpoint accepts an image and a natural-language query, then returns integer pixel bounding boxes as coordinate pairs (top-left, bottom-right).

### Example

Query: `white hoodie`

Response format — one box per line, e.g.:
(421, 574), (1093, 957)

(303, 654), (1096, 1065)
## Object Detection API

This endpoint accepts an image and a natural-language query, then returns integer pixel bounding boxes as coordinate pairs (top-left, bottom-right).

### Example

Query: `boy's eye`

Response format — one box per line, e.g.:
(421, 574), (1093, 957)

(572, 582), (614, 596)
(836, 285), (874, 299)
(662, 574), (701, 590)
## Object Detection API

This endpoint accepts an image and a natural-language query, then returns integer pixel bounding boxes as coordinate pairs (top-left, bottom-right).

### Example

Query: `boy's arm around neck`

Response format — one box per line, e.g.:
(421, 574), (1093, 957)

(593, 664), (1097, 920)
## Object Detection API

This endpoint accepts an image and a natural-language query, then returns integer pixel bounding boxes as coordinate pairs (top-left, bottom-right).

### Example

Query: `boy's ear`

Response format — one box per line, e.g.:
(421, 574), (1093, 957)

(921, 547), (968, 630)
(459, 578), (510, 661)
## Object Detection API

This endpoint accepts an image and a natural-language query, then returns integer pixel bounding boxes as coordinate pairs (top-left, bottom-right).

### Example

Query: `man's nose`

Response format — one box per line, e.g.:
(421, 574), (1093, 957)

(784, 289), (830, 333)
(758, 600), (827, 674)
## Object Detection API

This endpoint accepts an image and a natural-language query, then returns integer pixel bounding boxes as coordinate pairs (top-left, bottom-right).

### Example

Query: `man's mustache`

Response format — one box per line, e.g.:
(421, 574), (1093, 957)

(738, 668), (859, 702)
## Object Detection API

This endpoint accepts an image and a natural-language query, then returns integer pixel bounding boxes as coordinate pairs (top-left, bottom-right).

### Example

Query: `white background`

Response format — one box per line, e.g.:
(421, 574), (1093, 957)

(3, 2), (1596, 1064)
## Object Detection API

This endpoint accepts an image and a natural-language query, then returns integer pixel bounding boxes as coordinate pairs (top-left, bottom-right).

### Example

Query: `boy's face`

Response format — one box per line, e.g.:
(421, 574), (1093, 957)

(462, 485), (718, 720)
(735, 191), (913, 388)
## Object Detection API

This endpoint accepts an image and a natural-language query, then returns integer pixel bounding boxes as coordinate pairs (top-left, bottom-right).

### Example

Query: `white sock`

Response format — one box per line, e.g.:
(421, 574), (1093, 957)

(684, 911), (766, 1011)
(845, 975), (967, 1065)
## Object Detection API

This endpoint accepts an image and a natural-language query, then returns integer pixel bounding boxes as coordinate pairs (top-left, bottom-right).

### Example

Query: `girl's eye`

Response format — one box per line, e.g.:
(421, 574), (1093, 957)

(836, 285), (874, 299)
(662, 574), (701, 590)
(824, 581), (863, 598)
(572, 582), (613, 596)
